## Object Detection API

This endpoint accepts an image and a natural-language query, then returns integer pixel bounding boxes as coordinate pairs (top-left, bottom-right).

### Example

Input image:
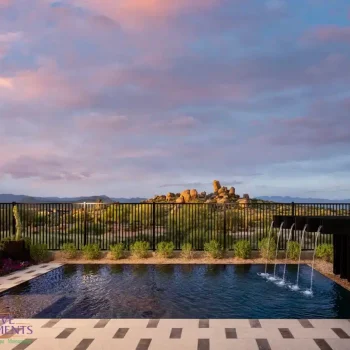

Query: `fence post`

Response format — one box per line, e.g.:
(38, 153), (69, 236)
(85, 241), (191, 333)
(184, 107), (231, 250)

(223, 203), (227, 250)
(11, 202), (16, 237)
(83, 202), (87, 246)
(291, 201), (295, 240)
(152, 202), (156, 251)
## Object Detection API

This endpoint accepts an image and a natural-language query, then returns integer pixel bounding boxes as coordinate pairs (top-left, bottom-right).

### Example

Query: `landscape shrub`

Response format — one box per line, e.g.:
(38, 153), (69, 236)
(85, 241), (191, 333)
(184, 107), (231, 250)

(315, 243), (333, 262)
(130, 241), (150, 259)
(234, 240), (251, 259)
(204, 240), (223, 259)
(286, 241), (300, 260)
(109, 243), (124, 260)
(30, 243), (50, 263)
(258, 237), (276, 259)
(156, 241), (174, 258)
(82, 244), (101, 260)
(62, 243), (78, 259)
(181, 242), (193, 259)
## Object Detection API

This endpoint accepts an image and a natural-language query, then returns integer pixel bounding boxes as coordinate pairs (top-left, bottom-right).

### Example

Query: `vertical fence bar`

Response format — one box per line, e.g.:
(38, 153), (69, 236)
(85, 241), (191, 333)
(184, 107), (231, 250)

(83, 202), (87, 246)
(152, 202), (156, 251)
(223, 203), (226, 250)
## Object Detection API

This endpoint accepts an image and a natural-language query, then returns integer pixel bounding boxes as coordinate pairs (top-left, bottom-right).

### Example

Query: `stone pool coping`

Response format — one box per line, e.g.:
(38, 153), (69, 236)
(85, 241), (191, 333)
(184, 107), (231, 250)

(0, 263), (64, 294)
(0, 318), (350, 349)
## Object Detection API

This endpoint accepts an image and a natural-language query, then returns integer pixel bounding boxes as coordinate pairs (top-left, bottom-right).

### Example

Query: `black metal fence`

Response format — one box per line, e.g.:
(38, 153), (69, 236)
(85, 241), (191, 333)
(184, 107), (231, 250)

(1, 202), (349, 251)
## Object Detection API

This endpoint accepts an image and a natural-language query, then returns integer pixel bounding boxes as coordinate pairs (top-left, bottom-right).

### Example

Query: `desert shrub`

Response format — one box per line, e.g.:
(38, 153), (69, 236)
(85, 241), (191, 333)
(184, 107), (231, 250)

(62, 243), (78, 259)
(109, 243), (124, 260)
(204, 240), (223, 259)
(286, 241), (300, 260)
(30, 243), (50, 263)
(234, 240), (251, 259)
(156, 241), (174, 258)
(23, 237), (31, 250)
(130, 241), (150, 259)
(181, 242), (193, 259)
(258, 237), (276, 259)
(82, 244), (101, 260)
(315, 243), (333, 262)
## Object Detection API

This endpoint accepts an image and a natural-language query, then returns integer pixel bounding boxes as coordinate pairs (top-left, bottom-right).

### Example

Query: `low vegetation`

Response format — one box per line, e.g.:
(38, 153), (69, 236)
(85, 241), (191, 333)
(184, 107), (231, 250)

(82, 244), (101, 260)
(156, 241), (175, 258)
(258, 237), (276, 259)
(62, 243), (78, 259)
(181, 242), (193, 259)
(316, 243), (333, 262)
(204, 240), (223, 259)
(286, 241), (300, 260)
(30, 243), (50, 263)
(234, 240), (251, 259)
(109, 243), (124, 260)
(130, 241), (149, 259)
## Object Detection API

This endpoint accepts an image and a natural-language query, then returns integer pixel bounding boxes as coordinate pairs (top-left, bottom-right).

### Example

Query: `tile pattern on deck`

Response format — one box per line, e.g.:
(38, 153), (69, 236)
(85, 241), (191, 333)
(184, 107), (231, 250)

(0, 318), (349, 349)
(0, 263), (64, 293)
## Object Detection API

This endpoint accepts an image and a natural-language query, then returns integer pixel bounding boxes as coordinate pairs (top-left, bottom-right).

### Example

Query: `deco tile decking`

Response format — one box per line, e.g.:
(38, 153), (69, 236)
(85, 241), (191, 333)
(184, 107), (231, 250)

(0, 318), (348, 350)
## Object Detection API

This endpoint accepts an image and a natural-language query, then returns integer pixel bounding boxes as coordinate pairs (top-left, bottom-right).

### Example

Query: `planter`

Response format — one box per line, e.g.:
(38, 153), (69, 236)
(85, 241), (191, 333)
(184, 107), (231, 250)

(3, 240), (31, 261)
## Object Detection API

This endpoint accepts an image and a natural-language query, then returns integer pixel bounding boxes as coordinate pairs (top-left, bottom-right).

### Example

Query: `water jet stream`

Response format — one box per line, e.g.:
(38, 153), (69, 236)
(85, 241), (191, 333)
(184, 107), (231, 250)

(282, 223), (295, 282)
(309, 225), (323, 293)
(264, 221), (275, 275)
(273, 222), (285, 278)
(295, 224), (308, 288)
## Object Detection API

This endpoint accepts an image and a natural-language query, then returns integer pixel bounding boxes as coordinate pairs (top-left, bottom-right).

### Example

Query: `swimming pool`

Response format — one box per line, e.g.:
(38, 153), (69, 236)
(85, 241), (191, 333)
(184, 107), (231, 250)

(1, 264), (349, 319)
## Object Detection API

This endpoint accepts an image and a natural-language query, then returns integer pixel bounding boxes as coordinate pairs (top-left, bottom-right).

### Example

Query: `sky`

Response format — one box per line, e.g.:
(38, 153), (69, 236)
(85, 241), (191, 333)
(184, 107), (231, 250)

(1, 0), (350, 199)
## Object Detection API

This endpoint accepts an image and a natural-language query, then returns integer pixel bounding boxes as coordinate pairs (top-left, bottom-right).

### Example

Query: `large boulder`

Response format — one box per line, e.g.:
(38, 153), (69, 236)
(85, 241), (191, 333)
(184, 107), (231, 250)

(229, 187), (235, 196)
(213, 180), (221, 193)
(181, 189), (191, 202)
(166, 192), (175, 201)
(176, 196), (185, 204)
(218, 187), (227, 195)
(190, 189), (198, 199)
(199, 191), (206, 198)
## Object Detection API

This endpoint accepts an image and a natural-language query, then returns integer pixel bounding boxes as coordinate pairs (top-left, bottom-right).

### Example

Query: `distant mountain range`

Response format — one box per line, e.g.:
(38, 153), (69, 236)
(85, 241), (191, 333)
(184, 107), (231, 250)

(1, 193), (349, 204)
(0, 194), (146, 204)
(257, 196), (350, 203)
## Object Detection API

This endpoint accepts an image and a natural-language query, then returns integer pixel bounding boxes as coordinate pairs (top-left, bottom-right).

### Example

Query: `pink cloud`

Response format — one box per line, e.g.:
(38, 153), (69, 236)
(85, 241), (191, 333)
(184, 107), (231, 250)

(76, 0), (221, 30)
(78, 114), (129, 130)
(0, 0), (11, 8)
(0, 60), (92, 108)
(306, 25), (350, 43)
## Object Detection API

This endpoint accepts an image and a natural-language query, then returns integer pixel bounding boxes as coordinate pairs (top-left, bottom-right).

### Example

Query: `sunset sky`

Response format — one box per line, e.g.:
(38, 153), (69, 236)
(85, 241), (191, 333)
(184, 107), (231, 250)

(1, 0), (350, 199)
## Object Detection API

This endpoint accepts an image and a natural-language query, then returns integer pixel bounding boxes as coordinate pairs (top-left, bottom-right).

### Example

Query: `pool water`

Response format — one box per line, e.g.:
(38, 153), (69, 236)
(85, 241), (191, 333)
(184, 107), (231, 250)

(1, 264), (350, 319)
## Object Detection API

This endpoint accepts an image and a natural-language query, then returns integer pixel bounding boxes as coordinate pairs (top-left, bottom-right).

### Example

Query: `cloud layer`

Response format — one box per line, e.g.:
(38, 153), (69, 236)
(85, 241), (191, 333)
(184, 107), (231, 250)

(1, 0), (350, 198)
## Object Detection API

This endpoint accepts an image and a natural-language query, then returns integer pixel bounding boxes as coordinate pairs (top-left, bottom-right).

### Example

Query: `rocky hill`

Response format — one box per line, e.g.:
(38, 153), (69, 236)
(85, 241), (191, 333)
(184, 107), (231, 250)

(142, 180), (261, 206)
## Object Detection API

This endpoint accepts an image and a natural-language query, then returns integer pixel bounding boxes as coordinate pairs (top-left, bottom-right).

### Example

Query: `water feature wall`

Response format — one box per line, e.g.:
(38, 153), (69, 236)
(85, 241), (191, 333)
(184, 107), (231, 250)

(273, 215), (350, 282)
